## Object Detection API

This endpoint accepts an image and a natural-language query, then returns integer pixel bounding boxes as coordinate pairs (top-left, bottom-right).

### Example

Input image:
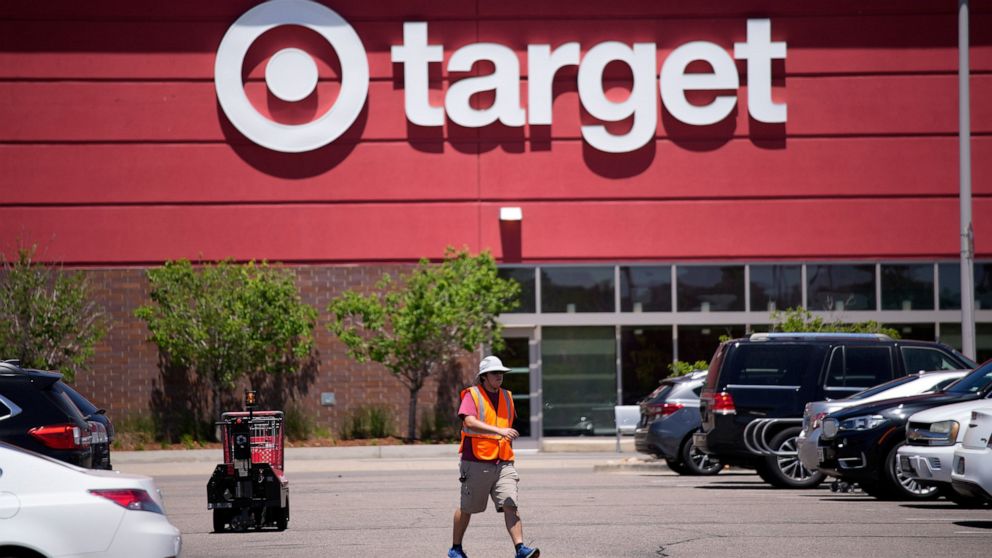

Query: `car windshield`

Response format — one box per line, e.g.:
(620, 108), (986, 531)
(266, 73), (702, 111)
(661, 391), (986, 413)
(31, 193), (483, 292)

(945, 361), (992, 395)
(844, 374), (920, 401)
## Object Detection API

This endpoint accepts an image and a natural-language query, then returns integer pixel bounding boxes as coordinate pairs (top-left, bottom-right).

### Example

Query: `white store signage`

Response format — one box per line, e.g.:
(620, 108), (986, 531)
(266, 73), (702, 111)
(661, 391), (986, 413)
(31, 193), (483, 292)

(216, 0), (787, 154)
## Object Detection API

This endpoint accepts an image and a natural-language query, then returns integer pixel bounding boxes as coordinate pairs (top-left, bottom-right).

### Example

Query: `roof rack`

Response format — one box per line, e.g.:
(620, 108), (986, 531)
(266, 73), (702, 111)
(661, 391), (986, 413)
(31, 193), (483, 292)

(748, 332), (893, 342)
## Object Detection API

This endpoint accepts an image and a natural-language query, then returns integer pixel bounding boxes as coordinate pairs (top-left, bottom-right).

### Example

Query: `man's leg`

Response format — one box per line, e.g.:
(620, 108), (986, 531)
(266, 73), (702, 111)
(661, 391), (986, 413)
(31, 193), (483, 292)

(503, 505), (523, 545)
(452, 508), (472, 545)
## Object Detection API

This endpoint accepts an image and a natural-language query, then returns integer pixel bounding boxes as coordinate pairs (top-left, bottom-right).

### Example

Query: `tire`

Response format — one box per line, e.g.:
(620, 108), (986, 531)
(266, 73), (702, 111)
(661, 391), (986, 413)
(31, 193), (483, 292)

(276, 496), (289, 531)
(212, 509), (228, 533)
(680, 436), (722, 476)
(874, 442), (939, 501)
(757, 427), (826, 489)
(665, 457), (689, 475)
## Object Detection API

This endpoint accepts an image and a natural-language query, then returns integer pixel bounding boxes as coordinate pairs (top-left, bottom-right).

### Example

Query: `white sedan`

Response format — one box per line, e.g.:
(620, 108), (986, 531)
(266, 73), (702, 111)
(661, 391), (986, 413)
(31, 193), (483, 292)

(0, 442), (182, 557)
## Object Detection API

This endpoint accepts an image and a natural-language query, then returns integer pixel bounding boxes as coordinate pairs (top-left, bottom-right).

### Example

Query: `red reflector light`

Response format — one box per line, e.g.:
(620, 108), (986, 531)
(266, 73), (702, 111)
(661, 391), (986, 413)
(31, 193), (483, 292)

(89, 489), (163, 514)
(712, 392), (736, 414)
(646, 402), (685, 417)
(29, 423), (90, 449)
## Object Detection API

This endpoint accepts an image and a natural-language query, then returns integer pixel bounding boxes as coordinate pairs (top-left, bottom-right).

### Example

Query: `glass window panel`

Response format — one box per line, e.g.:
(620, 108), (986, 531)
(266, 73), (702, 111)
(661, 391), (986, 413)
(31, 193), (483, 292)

(901, 346), (964, 373)
(807, 264), (876, 311)
(939, 322), (963, 352)
(620, 326), (673, 404)
(499, 337), (531, 437)
(881, 264), (934, 310)
(978, 263), (992, 311)
(676, 265), (745, 312)
(828, 346), (894, 388)
(677, 325), (746, 364)
(542, 327), (617, 436)
(498, 267), (536, 313)
(979, 323), (992, 364)
(938, 263), (961, 310)
(750, 265), (802, 312)
(883, 323), (936, 342)
(939, 262), (992, 311)
(541, 267), (614, 313)
(620, 266), (671, 312)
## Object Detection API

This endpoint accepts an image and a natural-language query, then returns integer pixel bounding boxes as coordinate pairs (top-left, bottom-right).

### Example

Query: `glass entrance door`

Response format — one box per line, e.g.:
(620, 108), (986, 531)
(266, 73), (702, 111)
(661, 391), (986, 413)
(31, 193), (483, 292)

(499, 329), (537, 441)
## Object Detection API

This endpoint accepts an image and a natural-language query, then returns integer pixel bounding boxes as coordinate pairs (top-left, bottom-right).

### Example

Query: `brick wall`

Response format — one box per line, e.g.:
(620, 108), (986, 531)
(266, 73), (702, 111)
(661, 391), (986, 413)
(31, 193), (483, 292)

(70, 263), (475, 439)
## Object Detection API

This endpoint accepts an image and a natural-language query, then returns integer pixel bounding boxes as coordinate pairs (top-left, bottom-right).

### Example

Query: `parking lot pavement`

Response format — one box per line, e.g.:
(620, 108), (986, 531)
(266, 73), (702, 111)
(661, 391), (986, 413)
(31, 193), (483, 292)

(141, 452), (992, 558)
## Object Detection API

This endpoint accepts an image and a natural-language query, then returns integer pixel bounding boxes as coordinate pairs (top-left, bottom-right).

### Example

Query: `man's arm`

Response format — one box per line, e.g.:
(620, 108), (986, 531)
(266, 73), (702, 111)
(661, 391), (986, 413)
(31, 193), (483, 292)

(463, 414), (519, 440)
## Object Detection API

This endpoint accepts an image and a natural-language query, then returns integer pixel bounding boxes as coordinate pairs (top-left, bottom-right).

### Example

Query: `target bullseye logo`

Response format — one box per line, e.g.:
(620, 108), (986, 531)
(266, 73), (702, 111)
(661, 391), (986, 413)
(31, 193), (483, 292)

(215, 0), (369, 153)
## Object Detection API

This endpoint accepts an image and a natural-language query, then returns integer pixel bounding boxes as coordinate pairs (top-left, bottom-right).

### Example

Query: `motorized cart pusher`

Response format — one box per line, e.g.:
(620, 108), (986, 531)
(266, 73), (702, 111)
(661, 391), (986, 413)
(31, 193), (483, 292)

(207, 390), (289, 532)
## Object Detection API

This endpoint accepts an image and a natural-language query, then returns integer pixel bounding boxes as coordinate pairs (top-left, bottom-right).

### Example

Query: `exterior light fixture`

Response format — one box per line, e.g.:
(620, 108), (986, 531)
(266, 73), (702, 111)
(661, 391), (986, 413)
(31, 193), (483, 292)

(500, 207), (523, 221)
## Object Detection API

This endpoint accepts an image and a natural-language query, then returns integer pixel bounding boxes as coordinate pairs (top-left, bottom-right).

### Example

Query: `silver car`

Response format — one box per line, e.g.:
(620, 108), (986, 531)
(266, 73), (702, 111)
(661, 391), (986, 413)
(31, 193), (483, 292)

(797, 370), (968, 472)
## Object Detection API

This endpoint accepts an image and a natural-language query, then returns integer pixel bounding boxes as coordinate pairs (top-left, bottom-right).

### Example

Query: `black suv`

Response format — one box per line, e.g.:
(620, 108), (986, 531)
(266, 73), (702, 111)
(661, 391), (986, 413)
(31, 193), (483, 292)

(694, 333), (974, 488)
(817, 360), (992, 500)
(0, 361), (94, 468)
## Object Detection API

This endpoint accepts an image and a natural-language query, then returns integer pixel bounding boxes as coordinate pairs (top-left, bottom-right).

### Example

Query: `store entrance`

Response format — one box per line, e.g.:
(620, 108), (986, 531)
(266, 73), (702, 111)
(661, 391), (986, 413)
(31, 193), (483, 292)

(498, 328), (539, 443)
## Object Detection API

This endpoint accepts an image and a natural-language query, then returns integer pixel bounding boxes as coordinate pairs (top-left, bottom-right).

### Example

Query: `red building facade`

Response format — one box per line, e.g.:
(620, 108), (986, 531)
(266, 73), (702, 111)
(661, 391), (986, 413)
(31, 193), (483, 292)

(1, 1), (990, 438)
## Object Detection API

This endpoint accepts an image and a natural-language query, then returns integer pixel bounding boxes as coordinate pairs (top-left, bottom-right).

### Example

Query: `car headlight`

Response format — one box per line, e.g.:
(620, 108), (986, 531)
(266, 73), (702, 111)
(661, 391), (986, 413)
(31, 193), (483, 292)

(907, 420), (960, 446)
(838, 414), (887, 432)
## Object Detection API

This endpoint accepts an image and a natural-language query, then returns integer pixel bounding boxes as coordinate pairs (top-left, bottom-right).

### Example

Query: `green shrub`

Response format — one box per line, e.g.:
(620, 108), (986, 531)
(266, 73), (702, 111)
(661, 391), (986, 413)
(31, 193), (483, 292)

(113, 414), (158, 450)
(418, 406), (459, 442)
(284, 405), (319, 441)
(341, 404), (395, 439)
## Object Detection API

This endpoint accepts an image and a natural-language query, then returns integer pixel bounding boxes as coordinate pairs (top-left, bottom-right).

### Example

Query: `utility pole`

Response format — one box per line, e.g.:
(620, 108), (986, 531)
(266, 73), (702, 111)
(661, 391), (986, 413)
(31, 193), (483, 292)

(959, 0), (976, 359)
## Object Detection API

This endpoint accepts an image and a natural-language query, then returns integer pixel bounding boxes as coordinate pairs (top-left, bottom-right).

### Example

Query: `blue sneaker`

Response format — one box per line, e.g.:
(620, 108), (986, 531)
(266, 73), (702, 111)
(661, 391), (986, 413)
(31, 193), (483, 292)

(515, 545), (540, 558)
(447, 547), (468, 558)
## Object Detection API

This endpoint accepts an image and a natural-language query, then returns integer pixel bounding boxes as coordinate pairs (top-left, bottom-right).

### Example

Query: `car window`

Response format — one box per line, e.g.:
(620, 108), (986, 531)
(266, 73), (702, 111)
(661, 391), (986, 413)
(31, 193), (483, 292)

(692, 385), (702, 397)
(643, 383), (675, 404)
(0, 399), (10, 420)
(901, 347), (962, 373)
(946, 362), (992, 395)
(826, 346), (893, 389)
(721, 344), (816, 387)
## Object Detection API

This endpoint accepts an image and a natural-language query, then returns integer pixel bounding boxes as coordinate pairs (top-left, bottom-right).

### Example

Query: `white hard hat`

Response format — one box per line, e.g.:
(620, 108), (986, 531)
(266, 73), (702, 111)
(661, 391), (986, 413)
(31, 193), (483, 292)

(478, 355), (511, 377)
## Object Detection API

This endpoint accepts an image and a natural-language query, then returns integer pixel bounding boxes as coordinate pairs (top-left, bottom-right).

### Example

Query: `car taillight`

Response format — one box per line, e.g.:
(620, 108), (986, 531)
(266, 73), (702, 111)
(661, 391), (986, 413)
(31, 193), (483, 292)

(811, 412), (827, 429)
(29, 423), (91, 449)
(712, 392), (736, 415)
(89, 489), (164, 514)
(646, 402), (684, 418)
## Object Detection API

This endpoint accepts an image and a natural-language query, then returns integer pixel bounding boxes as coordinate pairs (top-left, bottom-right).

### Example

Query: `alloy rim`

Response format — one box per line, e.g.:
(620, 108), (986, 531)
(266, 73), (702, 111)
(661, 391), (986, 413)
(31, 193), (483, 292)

(689, 444), (721, 473)
(776, 436), (815, 481)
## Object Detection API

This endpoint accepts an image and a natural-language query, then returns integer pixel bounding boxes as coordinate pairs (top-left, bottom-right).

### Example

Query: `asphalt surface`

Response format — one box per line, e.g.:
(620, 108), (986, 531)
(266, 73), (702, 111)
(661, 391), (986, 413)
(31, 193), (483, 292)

(119, 450), (992, 558)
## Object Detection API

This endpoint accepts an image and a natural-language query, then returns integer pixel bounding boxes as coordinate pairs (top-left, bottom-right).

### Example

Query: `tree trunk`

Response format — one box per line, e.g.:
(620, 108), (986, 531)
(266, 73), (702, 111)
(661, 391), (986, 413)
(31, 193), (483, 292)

(407, 385), (421, 442)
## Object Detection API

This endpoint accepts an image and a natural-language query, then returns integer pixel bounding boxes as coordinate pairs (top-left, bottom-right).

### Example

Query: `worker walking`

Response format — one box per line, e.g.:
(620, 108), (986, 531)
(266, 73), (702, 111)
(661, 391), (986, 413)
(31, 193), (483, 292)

(448, 355), (540, 558)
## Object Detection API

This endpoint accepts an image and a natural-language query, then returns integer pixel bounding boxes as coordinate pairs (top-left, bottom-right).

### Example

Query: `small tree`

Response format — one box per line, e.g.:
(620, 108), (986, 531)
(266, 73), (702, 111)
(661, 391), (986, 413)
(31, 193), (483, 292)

(0, 246), (106, 380)
(327, 248), (520, 441)
(770, 307), (900, 338)
(135, 260), (317, 427)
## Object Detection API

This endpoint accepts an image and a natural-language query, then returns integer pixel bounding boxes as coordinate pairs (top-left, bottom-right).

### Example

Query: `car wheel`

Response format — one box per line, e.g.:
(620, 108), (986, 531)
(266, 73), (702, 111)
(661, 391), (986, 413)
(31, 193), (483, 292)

(212, 509), (228, 533)
(757, 427), (825, 489)
(665, 457), (688, 474)
(877, 442), (939, 500)
(680, 436), (722, 476)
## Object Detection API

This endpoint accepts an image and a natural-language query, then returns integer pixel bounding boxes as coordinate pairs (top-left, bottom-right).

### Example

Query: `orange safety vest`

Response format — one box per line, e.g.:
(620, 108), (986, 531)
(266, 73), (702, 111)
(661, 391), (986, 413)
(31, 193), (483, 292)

(459, 385), (516, 462)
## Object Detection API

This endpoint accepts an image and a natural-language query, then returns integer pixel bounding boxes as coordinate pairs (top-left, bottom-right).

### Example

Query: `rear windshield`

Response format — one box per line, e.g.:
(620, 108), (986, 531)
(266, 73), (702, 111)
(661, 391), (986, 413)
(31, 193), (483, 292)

(845, 374), (919, 401)
(946, 361), (992, 395)
(720, 344), (819, 387)
(642, 383), (675, 405)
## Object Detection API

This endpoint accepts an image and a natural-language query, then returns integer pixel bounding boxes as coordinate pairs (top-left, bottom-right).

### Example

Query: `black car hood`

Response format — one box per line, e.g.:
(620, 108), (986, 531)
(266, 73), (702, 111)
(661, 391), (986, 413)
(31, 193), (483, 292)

(830, 391), (978, 420)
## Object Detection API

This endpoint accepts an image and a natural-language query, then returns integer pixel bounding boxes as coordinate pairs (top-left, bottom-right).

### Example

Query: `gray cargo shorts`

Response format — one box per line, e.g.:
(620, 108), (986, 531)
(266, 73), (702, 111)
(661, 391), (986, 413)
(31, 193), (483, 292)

(458, 460), (519, 514)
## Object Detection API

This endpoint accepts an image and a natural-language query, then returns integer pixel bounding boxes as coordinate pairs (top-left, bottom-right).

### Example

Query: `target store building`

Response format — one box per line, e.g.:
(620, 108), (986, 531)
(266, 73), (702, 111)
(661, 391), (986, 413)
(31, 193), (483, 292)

(1, 0), (991, 440)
